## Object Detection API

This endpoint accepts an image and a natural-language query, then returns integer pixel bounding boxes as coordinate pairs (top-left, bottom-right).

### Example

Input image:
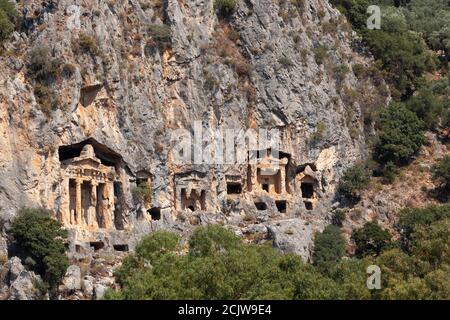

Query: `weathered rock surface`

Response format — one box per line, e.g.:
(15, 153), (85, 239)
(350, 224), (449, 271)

(0, 0), (390, 299)
(61, 265), (81, 292)
(6, 257), (43, 300)
(267, 219), (314, 262)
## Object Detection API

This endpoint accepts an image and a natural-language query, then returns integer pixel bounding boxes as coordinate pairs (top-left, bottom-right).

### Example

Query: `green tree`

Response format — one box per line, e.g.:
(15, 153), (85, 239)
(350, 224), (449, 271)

(9, 208), (69, 296)
(374, 103), (424, 165)
(351, 221), (392, 258)
(338, 163), (371, 201)
(313, 225), (346, 266)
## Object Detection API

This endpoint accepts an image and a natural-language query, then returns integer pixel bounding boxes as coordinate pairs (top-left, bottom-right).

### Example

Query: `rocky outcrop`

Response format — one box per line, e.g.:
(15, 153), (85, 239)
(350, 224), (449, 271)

(267, 219), (314, 262)
(4, 257), (43, 300)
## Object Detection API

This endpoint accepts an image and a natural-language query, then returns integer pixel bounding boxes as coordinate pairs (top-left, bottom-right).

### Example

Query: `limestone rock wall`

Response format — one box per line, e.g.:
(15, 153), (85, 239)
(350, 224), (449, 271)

(0, 0), (388, 251)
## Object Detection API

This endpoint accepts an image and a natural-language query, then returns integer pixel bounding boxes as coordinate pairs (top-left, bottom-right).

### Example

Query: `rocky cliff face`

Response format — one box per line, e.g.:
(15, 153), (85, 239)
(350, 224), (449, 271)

(0, 0), (388, 276)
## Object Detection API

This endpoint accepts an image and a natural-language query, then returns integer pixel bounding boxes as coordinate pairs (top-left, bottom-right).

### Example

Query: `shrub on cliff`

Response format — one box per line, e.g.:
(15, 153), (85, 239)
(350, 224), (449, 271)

(0, 0), (18, 45)
(338, 163), (371, 202)
(9, 208), (69, 296)
(431, 156), (450, 192)
(214, 0), (236, 17)
(131, 181), (152, 204)
(148, 24), (172, 49)
(27, 46), (62, 82)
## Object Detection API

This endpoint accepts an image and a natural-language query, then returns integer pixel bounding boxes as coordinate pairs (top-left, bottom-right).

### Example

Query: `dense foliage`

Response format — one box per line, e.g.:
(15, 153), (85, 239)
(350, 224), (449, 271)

(332, 0), (450, 185)
(313, 225), (346, 266)
(351, 221), (392, 258)
(9, 208), (69, 296)
(105, 205), (450, 300)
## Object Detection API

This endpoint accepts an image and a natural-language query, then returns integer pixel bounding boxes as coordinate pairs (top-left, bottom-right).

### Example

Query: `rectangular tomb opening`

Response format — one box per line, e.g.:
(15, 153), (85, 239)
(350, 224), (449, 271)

(96, 183), (106, 228)
(113, 244), (129, 252)
(301, 182), (314, 199)
(254, 202), (267, 210)
(148, 207), (161, 220)
(113, 181), (125, 230)
(69, 179), (77, 224)
(227, 182), (242, 194)
(81, 180), (92, 225)
(275, 200), (287, 213)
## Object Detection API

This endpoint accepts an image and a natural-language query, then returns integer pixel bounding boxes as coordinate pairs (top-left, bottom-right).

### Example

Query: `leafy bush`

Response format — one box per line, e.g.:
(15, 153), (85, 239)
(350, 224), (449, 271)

(27, 46), (62, 82)
(135, 231), (180, 261)
(431, 156), (450, 192)
(380, 161), (398, 184)
(333, 64), (349, 81)
(331, 0), (437, 98)
(313, 45), (328, 65)
(291, 0), (305, 10)
(9, 208), (69, 296)
(148, 24), (172, 49)
(278, 56), (294, 68)
(214, 0), (237, 17)
(410, 220), (450, 271)
(406, 88), (444, 130)
(33, 83), (54, 115)
(332, 209), (346, 227)
(351, 221), (392, 258)
(132, 182), (152, 204)
(374, 103), (424, 165)
(106, 225), (343, 300)
(313, 225), (346, 266)
(338, 163), (371, 201)
(310, 121), (326, 143)
(0, 0), (18, 44)
(188, 224), (240, 257)
(61, 63), (76, 78)
(26, 46), (62, 115)
(72, 33), (100, 56)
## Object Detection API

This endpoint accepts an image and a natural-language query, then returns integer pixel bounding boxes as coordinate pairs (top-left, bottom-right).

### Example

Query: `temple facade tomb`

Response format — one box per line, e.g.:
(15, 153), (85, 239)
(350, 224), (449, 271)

(296, 165), (320, 210)
(247, 149), (289, 197)
(226, 174), (243, 196)
(174, 170), (209, 212)
(58, 143), (124, 231)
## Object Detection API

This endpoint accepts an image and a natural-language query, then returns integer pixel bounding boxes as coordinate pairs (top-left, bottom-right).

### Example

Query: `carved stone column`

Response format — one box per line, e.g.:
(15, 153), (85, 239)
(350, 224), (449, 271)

(251, 166), (258, 192)
(75, 179), (82, 225)
(279, 167), (286, 194)
(103, 182), (114, 229)
(89, 181), (99, 229)
(60, 177), (70, 226)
